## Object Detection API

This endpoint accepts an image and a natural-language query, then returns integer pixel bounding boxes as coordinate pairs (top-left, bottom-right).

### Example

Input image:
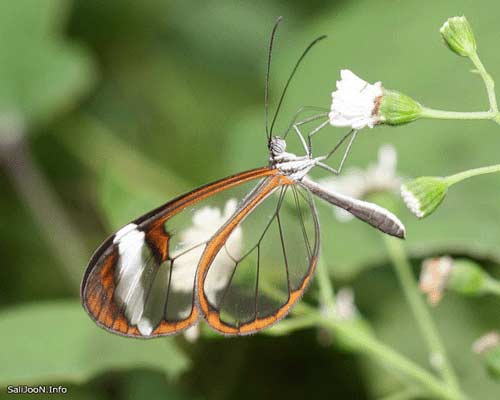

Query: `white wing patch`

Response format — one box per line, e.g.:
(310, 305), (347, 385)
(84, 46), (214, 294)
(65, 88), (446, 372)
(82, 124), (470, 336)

(113, 223), (154, 335)
(109, 199), (246, 335)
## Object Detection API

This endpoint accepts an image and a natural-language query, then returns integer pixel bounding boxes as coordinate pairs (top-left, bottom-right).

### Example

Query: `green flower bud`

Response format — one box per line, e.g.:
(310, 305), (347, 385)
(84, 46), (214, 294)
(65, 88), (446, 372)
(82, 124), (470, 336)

(440, 16), (476, 57)
(378, 89), (423, 126)
(473, 332), (500, 380)
(484, 348), (500, 379)
(400, 177), (449, 218)
(447, 259), (488, 295)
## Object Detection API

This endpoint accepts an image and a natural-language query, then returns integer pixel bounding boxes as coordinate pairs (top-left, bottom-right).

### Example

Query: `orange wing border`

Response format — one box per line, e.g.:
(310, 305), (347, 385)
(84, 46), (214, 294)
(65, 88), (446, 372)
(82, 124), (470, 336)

(81, 166), (280, 338)
(196, 175), (320, 335)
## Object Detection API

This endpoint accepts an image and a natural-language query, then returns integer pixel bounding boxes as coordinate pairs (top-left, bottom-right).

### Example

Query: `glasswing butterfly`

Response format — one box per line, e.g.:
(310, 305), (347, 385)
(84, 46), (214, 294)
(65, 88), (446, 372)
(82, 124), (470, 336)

(81, 17), (405, 338)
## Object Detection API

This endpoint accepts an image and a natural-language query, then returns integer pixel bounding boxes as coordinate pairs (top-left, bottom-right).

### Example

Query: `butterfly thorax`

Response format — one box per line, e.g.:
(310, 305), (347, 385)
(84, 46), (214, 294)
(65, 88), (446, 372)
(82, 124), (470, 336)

(268, 136), (315, 181)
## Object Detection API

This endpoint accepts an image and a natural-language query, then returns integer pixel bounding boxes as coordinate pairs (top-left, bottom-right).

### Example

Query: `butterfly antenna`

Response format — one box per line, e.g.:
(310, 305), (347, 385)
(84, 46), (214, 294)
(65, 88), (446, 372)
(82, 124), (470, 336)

(269, 34), (327, 136)
(265, 16), (283, 142)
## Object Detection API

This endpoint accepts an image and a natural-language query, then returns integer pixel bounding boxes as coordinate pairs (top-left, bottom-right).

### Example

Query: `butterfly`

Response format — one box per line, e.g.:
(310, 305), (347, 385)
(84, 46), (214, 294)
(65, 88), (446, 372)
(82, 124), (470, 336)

(81, 18), (405, 338)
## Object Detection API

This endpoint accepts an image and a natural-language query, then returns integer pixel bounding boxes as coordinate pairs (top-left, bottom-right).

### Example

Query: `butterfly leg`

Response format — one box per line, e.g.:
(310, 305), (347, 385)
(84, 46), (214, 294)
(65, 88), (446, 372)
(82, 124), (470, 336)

(292, 124), (311, 156)
(315, 129), (358, 175)
(302, 119), (329, 156)
(283, 107), (328, 157)
(289, 115), (329, 156)
(283, 106), (328, 140)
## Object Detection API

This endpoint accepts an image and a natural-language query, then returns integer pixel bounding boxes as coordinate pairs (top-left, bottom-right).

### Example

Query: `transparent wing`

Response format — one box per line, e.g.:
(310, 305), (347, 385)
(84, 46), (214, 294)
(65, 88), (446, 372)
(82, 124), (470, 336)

(81, 167), (280, 338)
(197, 181), (320, 335)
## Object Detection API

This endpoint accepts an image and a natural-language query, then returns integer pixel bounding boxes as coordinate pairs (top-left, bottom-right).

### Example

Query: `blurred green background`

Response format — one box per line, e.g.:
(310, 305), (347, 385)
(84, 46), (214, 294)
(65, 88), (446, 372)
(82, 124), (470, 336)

(1, 0), (500, 398)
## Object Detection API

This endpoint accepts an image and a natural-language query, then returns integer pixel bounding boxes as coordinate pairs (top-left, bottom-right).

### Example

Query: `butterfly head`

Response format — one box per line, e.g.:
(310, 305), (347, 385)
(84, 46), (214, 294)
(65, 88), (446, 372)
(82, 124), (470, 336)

(269, 136), (287, 157)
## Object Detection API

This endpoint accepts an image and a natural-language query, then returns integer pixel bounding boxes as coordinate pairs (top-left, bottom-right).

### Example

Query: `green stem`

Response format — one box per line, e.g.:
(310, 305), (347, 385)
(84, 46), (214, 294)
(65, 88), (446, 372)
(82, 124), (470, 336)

(265, 314), (322, 336)
(420, 107), (496, 121)
(261, 280), (462, 398)
(469, 52), (498, 113)
(268, 252), (463, 400)
(384, 237), (463, 397)
(378, 387), (423, 400)
(261, 258), (459, 398)
(0, 131), (86, 290)
(444, 164), (500, 186)
(320, 316), (460, 400)
(419, 50), (500, 124)
(282, 303), (459, 399)
(315, 254), (336, 309)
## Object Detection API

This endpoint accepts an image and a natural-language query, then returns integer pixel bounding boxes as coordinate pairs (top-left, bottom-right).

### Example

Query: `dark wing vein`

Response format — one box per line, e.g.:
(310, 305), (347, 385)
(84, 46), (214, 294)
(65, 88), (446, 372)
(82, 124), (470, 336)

(216, 183), (290, 321)
(217, 258), (240, 315)
(163, 259), (174, 318)
(275, 188), (291, 295)
(292, 185), (312, 262)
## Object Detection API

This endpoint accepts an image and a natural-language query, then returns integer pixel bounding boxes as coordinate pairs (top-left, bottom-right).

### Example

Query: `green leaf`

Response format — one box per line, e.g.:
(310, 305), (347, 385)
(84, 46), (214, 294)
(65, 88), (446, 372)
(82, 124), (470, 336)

(0, 0), (95, 129)
(0, 301), (190, 385)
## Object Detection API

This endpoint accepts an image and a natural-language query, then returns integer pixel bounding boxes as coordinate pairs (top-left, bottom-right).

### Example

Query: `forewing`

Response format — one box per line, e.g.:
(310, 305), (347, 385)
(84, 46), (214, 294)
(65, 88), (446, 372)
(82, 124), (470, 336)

(81, 167), (278, 338)
(197, 179), (320, 335)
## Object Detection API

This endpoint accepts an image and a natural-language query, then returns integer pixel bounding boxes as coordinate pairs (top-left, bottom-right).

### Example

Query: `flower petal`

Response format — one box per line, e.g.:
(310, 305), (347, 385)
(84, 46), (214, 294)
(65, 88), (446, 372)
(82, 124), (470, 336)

(329, 70), (383, 129)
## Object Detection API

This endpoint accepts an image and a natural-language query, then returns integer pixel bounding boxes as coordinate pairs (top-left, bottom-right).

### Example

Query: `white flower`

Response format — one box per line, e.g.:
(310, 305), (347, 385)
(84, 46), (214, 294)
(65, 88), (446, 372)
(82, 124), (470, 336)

(329, 69), (383, 129)
(429, 352), (444, 370)
(318, 144), (402, 221)
(183, 323), (201, 343)
(472, 332), (500, 355)
(419, 256), (453, 306)
(319, 287), (358, 321)
(170, 199), (242, 296)
(335, 287), (357, 320)
(317, 287), (358, 347)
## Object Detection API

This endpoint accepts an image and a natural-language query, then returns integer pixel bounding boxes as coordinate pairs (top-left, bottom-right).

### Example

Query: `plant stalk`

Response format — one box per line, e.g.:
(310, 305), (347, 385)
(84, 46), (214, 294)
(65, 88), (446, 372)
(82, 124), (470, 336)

(384, 237), (463, 397)
(469, 52), (498, 113)
(445, 164), (500, 186)
(420, 108), (496, 121)
(0, 130), (87, 290)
